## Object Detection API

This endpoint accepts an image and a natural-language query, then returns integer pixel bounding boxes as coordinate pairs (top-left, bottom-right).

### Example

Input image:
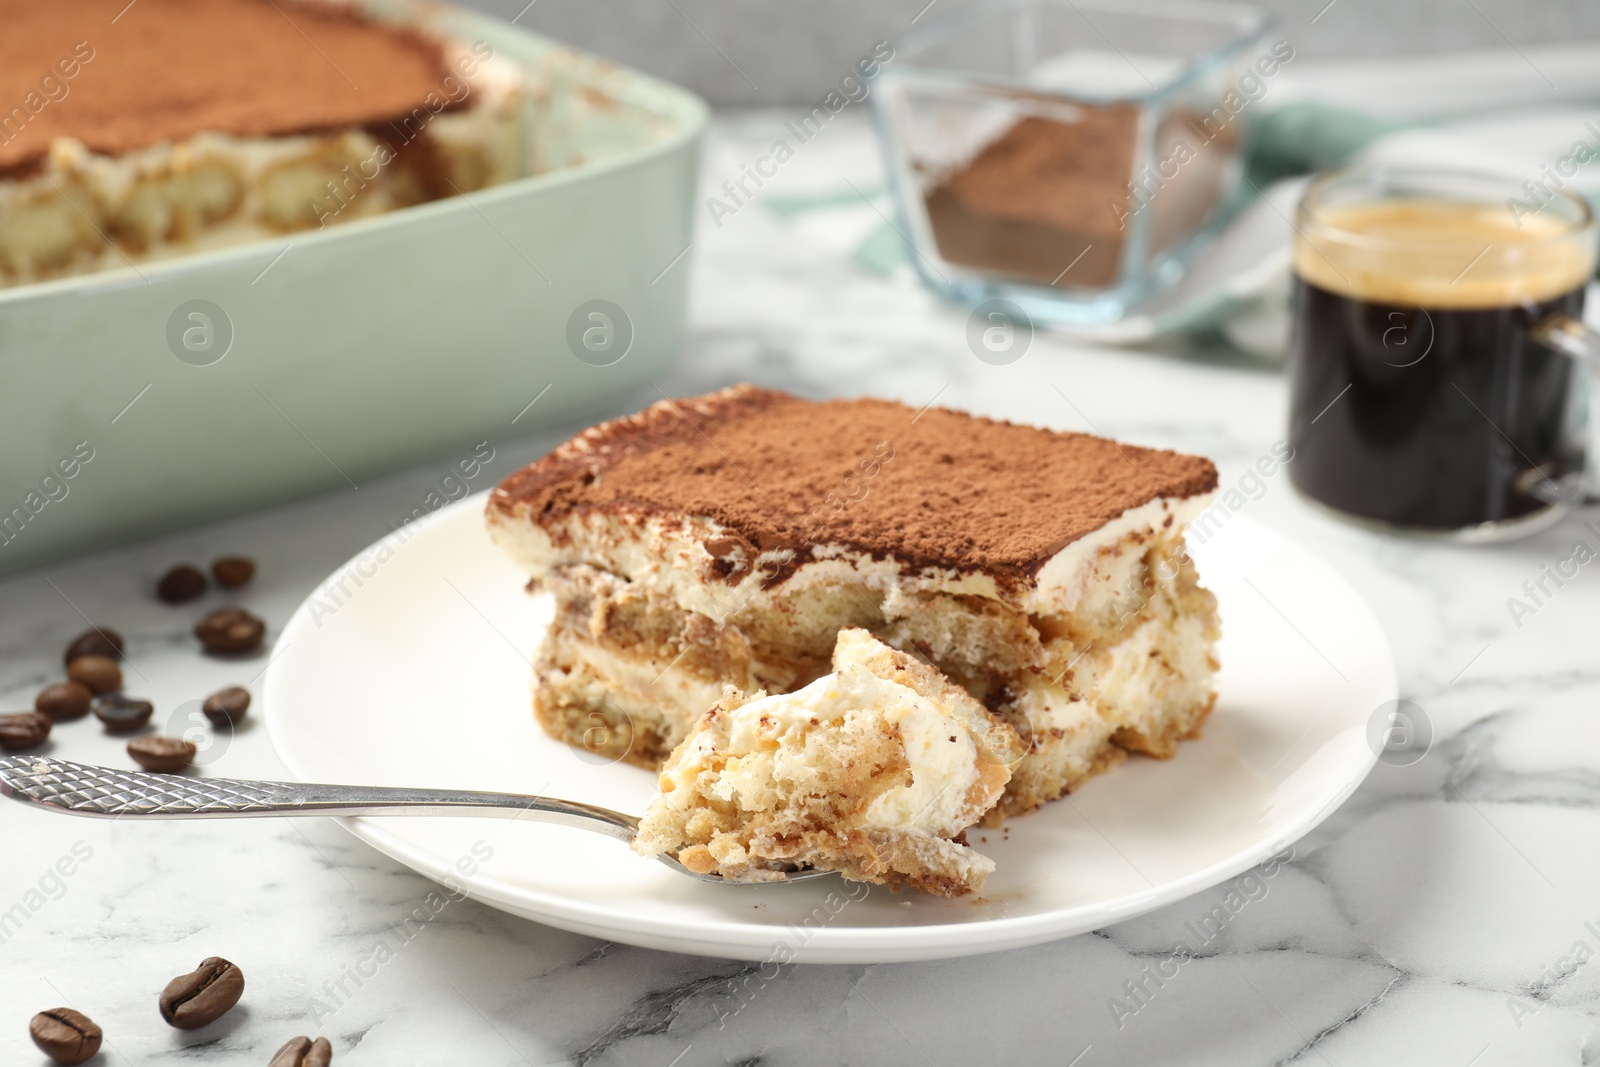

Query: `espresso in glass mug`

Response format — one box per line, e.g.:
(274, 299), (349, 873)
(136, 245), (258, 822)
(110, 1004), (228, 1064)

(1286, 167), (1599, 539)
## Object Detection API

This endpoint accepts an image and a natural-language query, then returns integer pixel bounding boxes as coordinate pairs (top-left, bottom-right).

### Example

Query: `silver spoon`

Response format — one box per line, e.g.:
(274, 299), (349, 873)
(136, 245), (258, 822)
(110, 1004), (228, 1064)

(0, 756), (829, 885)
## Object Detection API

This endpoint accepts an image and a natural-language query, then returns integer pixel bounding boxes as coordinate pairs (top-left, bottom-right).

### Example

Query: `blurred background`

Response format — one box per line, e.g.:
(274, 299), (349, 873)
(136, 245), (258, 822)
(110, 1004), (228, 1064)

(463, 0), (1600, 103)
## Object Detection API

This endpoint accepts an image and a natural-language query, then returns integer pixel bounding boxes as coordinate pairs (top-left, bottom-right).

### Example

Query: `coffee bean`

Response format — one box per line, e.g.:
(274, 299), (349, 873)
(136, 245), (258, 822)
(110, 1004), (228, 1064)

(67, 654), (122, 694)
(64, 627), (123, 665)
(203, 686), (251, 725)
(0, 712), (52, 751)
(194, 608), (266, 654)
(128, 735), (196, 772)
(211, 556), (256, 589)
(160, 956), (245, 1030)
(29, 1008), (102, 1065)
(157, 563), (208, 603)
(270, 1036), (333, 1067)
(94, 693), (154, 733)
(36, 682), (92, 721)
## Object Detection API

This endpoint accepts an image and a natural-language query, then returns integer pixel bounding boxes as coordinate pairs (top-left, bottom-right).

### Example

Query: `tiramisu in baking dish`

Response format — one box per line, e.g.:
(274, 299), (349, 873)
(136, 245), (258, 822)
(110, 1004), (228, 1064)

(488, 385), (1221, 882)
(0, 0), (526, 286)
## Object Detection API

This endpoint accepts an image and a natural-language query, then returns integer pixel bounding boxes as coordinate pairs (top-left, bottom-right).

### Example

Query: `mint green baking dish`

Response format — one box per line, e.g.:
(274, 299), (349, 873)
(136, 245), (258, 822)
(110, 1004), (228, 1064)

(0, 2), (706, 577)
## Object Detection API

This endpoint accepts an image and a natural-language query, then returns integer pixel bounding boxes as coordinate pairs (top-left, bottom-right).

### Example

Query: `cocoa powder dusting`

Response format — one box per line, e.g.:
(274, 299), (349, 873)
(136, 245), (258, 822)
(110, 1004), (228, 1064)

(491, 385), (1217, 584)
(0, 0), (460, 174)
(938, 113), (1137, 238)
(924, 112), (1138, 287)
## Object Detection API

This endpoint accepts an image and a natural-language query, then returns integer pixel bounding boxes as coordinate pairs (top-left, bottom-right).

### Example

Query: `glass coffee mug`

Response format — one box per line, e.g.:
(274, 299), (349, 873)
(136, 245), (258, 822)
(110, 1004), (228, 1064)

(1286, 167), (1599, 539)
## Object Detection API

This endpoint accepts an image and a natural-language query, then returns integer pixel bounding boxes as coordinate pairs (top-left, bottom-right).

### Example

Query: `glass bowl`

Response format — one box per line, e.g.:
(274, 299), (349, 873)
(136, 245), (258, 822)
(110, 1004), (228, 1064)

(870, 0), (1275, 325)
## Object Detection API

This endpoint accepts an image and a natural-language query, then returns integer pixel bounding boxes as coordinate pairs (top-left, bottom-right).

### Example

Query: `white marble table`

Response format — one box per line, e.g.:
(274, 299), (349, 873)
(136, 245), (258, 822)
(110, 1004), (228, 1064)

(4, 111), (1600, 1067)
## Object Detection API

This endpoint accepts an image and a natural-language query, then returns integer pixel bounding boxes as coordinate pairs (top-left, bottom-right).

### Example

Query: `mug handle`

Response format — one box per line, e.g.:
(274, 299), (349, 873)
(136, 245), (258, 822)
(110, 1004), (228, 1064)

(1532, 313), (1600, 505)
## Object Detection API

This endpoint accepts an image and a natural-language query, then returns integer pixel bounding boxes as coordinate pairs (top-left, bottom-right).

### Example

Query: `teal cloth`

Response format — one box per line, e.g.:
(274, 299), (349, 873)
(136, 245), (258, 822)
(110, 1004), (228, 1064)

(1244, 102), (1408, 185)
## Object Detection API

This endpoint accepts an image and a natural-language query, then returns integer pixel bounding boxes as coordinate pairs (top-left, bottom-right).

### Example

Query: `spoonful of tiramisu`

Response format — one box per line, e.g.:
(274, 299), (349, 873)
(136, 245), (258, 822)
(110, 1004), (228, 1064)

(0, 753), (829, 886)
(1, 631), (1019, 894)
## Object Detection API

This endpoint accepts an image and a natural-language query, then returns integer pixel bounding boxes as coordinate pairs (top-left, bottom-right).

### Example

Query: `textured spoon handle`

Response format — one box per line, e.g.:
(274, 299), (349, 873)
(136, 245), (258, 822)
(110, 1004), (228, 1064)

(0, 756), (298, 814)
(0, 756), (638, 841)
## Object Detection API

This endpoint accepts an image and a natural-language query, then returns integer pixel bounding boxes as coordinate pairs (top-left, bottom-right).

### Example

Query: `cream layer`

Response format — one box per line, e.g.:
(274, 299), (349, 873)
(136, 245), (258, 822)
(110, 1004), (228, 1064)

(489, 491), (1215, 619)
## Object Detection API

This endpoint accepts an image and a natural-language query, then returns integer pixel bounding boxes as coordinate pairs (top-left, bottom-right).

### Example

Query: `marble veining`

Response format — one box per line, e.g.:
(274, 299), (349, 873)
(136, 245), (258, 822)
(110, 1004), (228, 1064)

(3, 110), (1600, 1066)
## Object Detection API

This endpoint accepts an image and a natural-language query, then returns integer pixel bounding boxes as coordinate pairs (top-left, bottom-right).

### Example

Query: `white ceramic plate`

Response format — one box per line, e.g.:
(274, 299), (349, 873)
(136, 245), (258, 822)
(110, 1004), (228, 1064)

(265, 494), (1395, 963)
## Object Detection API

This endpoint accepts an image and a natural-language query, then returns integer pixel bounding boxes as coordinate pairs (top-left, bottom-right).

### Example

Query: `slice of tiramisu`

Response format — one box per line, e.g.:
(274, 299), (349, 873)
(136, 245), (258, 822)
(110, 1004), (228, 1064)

(0, 0), (526, 286)
(487, 384), (1219, 818)
(634, 628), (1022, 895)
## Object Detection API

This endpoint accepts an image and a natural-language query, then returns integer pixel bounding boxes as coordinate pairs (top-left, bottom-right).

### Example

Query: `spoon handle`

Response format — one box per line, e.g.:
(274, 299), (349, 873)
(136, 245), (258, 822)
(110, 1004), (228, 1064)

(0, 755), (638, 842)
